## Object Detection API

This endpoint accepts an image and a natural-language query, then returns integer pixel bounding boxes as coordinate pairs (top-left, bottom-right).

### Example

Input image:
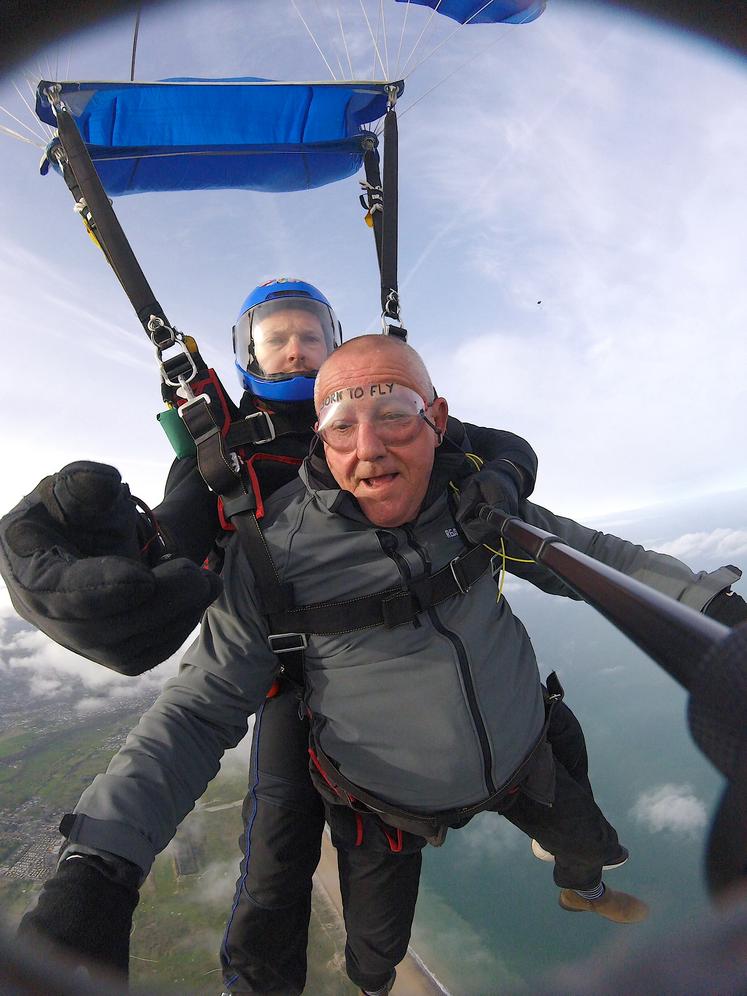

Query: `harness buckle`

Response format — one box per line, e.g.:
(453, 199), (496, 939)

(450, 556), (472, 595)
(177, 392), (211, 418)
(268, 633), (308, 655)
(243, 410), (276, 445)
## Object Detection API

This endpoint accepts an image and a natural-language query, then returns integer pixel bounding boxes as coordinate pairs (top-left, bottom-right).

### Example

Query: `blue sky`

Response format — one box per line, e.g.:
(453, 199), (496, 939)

(1, 0), (745, 524)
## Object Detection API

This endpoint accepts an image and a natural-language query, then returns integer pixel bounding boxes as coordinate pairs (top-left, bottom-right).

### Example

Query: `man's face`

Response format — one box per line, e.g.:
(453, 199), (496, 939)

(252, 308), (329, 376)
(316, 348), (448, 528)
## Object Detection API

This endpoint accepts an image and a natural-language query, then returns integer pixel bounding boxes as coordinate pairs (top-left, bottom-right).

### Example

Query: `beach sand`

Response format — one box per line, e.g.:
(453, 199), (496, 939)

(313, 830), (450, 995)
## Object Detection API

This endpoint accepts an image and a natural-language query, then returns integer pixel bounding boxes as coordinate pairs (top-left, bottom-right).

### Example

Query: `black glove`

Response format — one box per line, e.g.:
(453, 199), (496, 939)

(18, 852), (139, 977)
(705, 588), (747, 627)
(0, 462), (222, 675)
(454, 465), (521, 547)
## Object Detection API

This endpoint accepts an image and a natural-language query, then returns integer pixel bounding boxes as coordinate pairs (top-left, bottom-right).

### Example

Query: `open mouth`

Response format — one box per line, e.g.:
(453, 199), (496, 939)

(361, 473), (398, 488)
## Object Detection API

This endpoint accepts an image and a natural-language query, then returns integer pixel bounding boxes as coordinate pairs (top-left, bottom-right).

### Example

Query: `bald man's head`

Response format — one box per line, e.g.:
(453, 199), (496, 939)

(313, 334), (448, 527)
(314, 335), (434, 413)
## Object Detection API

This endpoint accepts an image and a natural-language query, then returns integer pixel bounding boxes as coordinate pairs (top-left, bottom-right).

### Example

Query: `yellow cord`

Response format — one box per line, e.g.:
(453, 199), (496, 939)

(450, 452), (535, 602)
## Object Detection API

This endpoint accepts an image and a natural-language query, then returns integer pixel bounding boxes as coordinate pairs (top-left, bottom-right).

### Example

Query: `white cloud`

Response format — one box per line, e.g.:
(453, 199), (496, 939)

(655, 528), (747, 563)
(184, 858), (239, 906)
(0, 582), (184, 705)
(457, 811), (525, 860)
(631, 783), (707, 837)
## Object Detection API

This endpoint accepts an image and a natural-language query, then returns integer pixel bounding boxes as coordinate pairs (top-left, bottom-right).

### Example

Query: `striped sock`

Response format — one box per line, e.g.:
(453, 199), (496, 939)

(574, 881), (605, 901)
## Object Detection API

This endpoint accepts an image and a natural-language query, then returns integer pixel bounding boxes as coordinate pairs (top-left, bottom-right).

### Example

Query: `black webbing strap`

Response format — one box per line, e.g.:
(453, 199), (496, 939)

(294, 545), (492, 632)
(231, 511), (296, 616)
(258, 540), (495, 636)
(51, 100), (169, 336)
(225, 408), (311, 448)
(361, 145), (384, 273)
(309, 676), (563, 842)
(380, 104), (402, 330)
(178, 394), (242, 495)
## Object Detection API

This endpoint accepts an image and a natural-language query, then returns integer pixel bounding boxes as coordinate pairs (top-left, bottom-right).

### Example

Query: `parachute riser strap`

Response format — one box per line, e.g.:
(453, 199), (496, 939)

(361, 145), (384, 270)
(381, 87), (407, 341)
(46, 88), (170, 337)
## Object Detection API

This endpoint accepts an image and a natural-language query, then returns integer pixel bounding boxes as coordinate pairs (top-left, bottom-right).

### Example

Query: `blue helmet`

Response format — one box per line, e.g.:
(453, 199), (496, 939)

(233, 278), (342, 402)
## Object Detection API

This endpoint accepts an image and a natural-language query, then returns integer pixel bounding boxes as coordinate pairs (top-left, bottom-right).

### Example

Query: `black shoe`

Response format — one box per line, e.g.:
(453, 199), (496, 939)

(361, 969), (396, 995)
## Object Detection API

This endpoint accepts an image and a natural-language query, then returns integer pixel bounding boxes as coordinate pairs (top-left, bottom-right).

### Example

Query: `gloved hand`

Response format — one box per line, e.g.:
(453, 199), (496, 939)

(454, 465), (521, 547)
(705, 588), (747, 627)
(0, 462), (222, 675)
(18, 852), (139, 977)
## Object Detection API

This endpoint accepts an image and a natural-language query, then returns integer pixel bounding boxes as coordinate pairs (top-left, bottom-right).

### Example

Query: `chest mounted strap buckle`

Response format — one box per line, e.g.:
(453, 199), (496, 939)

(268, 633), (308, 655)
(242, 410), (277, 446)
(450, 556), (472, 595)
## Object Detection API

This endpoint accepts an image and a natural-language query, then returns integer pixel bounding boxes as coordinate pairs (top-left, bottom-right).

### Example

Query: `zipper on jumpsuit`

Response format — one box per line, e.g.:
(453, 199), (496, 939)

(397, 525), (499, 798)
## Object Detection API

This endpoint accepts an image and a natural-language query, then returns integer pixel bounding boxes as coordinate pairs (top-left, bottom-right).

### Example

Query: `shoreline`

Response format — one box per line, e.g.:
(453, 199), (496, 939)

(313, 829), (452, 995)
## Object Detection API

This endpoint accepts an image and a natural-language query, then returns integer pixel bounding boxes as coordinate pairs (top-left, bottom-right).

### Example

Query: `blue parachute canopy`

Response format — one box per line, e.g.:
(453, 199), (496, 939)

(35, 77), (403, 196)
(394, 0), (545, 24)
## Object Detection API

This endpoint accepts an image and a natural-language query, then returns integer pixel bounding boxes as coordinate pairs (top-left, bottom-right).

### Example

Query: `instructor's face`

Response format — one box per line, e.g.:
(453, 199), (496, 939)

(315, 343), (447, 528)
(253, 309), (329, 376)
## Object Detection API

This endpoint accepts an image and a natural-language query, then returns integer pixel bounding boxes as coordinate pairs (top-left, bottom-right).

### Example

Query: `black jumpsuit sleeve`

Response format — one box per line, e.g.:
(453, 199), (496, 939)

(152, 456), (221, 565)
(461, 422), (538, 499)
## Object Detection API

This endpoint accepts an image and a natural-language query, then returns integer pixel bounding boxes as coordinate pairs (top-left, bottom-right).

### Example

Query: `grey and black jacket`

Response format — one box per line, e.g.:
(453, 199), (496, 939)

(61, 440), (739, 876)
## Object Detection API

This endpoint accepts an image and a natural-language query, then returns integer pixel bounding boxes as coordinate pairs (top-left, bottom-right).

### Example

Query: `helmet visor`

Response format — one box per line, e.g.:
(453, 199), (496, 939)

(235, 298), (339, 380)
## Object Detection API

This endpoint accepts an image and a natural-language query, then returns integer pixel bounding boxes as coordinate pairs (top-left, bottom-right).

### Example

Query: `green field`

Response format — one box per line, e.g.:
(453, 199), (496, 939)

(129, 772), (356, 995)
(2, 714), (357, 994)
(0, 710), (146, 814)
(0, 727), (38, 760)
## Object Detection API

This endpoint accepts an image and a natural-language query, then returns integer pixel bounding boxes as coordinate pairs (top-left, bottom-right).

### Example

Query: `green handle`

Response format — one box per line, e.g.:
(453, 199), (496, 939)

(157, 407), (197, 459)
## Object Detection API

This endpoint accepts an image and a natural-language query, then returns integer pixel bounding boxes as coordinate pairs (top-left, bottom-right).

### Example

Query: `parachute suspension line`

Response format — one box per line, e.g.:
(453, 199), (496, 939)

(404, 2), (537, 80)
(398, 0), (444, 80)
(393, 0), (413, 80)
(336, 7), (355, 80)
(130, 5), (142, 82)
(0, 123), (44, 147)
(23, 75), (54, 139)
(399, 25), (512, 120)
(312, 0), (346, 79)
(0, 100), (48, 145)
(12, 80), (52, 141)
(290, 0), (338, 80)
(400, 3), (544, 120)
(358, 0), (388, 81)
(379, 0), (391, 81)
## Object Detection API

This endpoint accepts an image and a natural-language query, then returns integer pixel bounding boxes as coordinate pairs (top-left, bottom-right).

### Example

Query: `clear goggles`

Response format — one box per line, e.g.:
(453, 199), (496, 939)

(316, 383), (437, 452)
(234, 298), (340, 377)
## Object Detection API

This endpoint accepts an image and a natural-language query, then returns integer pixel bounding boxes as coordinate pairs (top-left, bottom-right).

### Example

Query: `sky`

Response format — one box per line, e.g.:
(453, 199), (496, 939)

(1, 8), (746, 986)
(0, 0), (745, 524)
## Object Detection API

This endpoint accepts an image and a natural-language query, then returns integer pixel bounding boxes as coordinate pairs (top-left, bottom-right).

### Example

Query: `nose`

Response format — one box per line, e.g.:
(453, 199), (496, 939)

(355, 419), (387, 460)
(284, 335), (304, 363)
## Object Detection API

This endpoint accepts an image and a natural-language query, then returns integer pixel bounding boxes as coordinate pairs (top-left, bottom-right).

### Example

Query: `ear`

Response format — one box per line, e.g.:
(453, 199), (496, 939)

(432, 397), (448, 431)
(431, 397), (449, 442)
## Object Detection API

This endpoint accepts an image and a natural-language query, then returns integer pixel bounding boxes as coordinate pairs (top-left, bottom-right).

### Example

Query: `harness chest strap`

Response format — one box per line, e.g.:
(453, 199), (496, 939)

(235, 511), (497, 637)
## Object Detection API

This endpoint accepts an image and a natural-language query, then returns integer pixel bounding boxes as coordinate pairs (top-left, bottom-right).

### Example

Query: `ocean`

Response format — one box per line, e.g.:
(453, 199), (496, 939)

(409, 488), (747, 994)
